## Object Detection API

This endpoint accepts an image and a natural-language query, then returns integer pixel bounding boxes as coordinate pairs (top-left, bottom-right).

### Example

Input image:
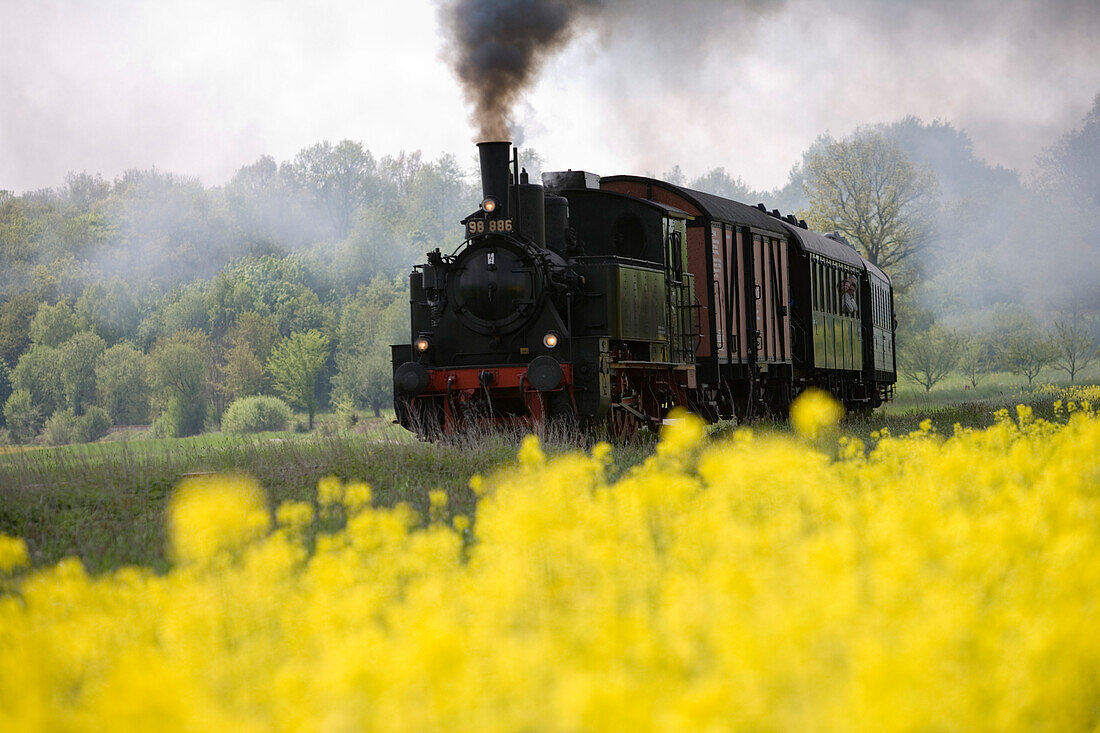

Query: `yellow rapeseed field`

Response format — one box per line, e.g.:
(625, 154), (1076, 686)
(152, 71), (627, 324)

(2, 390), (1099, 731)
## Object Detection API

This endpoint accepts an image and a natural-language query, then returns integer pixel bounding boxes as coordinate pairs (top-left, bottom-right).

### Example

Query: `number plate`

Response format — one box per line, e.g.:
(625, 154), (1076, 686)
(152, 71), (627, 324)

(467, 218), (513, 237)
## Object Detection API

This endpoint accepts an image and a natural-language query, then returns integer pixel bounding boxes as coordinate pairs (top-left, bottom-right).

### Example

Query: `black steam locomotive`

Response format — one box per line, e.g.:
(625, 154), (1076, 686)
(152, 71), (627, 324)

(391, 142), (896, 439)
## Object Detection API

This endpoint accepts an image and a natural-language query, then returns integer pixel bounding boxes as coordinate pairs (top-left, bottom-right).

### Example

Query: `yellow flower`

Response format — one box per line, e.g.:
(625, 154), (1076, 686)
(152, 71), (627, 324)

(656, 408), (707, 459)
(517, 434), (545, 466)
(0, 534), (28, 573)
(3, 405), (1100, 731)
(343, 482), (373, 513)
(790, 388), (844, 439)
(317, 475), (344, 506)
(275, 501), (314, 529)
(167, 474), (270, 563)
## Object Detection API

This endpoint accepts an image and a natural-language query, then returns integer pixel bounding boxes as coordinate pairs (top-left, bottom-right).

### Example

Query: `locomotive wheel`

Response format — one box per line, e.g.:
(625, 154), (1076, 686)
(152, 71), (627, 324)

(608, 404), (641, 443)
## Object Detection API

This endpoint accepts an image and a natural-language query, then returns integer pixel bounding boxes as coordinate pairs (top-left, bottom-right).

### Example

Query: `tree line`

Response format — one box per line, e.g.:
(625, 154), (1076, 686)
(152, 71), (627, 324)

(3, 96), (1100, 443)
(0, 144), (474, 444)
(791, 98), (1100, 393)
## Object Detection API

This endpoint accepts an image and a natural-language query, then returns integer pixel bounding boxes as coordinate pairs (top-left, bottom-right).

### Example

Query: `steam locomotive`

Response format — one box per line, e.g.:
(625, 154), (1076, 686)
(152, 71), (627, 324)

(391, 142), (896, 439)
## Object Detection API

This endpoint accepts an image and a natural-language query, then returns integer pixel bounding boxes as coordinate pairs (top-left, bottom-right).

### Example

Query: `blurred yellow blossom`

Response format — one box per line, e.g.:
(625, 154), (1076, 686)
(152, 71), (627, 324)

(167, 474), (269, 563)
(275, 501), (313, 529)
(517, 434), (545, 466)
(790, 388), (845, 439)
(342, 482), (373, 513)
(317, 475), (343, 506)
(1, 401), (1099, 731)
(0, 534), (28, 573)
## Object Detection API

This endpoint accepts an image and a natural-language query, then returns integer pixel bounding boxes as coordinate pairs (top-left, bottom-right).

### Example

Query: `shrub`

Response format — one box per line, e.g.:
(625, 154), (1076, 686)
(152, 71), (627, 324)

(221, 395), (293, 435)
(78, 406), (111, 443)
(42, 406), (111, 446)
(154, 396), (206, 439)
(3, 389), (42, 443)
(42, 409), (80, 446)
(150, 411), (178, 439)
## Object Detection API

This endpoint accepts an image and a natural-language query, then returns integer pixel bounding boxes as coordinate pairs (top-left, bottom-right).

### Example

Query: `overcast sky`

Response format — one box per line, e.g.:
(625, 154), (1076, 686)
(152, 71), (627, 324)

(3, 0), (1099, 193)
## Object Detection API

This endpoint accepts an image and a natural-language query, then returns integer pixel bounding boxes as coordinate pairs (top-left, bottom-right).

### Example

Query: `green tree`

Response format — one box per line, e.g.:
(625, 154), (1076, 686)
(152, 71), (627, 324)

(958, 338), (995, 390)
(29, 301), (81, 347)
(1038, 93), (1100, 204)
(58, 332), (106, 414)
(662, 165), (688, 186)
(0, 291), (42, 369)
(802, 129), (939, 283)
(899, 325), (960, 392)
(1001, 331), (1057, 387)
(149, 339), (209, 437)
(42, 405), (111, 446)
(0, 359), (10, 428)
(75, 279), (142, 343)
(10, 343), (63, 417)
(0, 194), (43, 293)
(689, 168), (761, 202)
(3, 389), (41, 443)
(95, 343), (151, 424)
(284, 140), (377, 238)
(224, 155), (296, 247)
(332, 279), (407, 417)
(1050, 320), (1097, 384)
(228, 311), (281, 364)
(267, 330), (330, 429)
(220, 340), (266, 402)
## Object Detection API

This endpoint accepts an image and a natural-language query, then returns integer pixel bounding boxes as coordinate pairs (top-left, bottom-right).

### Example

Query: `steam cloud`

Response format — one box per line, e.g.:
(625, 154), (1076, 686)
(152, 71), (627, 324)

(441, 0), (602, 141)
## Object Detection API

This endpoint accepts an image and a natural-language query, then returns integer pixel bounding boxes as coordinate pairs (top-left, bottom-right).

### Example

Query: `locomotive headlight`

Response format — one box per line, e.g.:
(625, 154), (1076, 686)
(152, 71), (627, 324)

(481, 197), (498, 213)
(543, 332), (559, 349)
(414, 336), (431, 353)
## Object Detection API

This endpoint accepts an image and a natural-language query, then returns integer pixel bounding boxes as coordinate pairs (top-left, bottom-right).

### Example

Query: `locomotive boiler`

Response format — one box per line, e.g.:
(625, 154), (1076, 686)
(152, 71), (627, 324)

(391, 142), (896, 439)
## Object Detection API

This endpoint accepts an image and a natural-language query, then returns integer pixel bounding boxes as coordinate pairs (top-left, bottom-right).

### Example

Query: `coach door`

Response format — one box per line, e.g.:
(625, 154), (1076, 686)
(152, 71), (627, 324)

(751, 233), (791, 364)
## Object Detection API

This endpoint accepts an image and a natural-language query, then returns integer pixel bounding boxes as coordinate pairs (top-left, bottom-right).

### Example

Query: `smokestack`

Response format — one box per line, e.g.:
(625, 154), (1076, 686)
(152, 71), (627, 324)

(478, 141), (512, 218)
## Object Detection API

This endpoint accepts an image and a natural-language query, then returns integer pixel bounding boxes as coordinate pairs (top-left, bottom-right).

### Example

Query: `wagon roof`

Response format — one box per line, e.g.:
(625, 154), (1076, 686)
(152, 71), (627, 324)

(778, 221), (890, 283)
(601, 175), (787, 235)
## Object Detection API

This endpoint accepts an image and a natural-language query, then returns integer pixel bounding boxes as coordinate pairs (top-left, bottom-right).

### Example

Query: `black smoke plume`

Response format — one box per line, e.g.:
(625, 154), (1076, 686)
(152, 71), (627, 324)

(441, 0), (601, 141)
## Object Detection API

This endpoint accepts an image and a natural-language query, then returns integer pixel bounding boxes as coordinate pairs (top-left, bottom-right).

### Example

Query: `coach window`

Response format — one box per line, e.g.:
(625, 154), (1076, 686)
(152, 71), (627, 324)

(813, 262), (820, 310)
(829, 267), (837, 314)
(835, 269), (842, 314)
(811, 260), (816, 310)
(819, 263), (826, 312)
(811, 262), (816, 309)
(827, 268), (836, 314)
(832, 268), (838, 314)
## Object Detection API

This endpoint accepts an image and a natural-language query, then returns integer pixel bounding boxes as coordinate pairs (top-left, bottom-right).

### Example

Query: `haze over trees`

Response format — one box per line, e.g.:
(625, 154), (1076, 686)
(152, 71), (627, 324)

(2, 94), (1100, 442)
(0, 140), (481, 444)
